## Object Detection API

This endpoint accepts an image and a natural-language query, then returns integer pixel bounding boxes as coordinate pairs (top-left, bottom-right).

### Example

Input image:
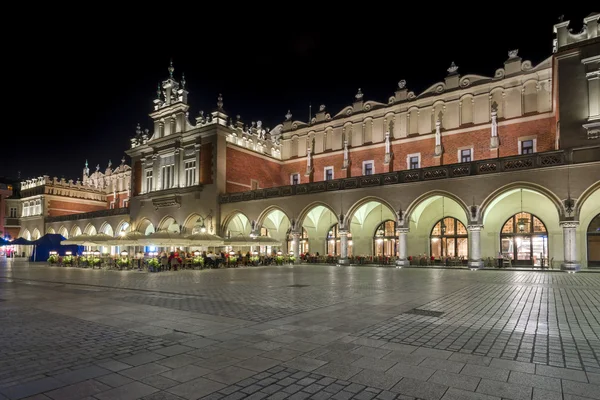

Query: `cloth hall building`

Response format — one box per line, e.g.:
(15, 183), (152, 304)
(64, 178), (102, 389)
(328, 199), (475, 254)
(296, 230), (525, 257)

(6, 13), (600, 270)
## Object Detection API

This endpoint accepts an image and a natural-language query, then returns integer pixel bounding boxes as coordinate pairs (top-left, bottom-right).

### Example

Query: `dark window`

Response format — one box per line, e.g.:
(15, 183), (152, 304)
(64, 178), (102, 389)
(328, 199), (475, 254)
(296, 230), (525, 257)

(325, 168), (333, 181)
(292, 174), (299, 185)
(364, 163), (373, 175)
(409, 156), (419, 169)
(461, 149), (472, 163)
(521, 140), (534, 154)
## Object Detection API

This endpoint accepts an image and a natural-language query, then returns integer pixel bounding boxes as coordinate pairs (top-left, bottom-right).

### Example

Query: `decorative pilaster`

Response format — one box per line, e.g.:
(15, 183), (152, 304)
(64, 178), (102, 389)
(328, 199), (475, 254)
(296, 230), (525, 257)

(467, 225), (484, 269)
(305, 142), (313, 177)
(395, 228), (410, 267)
(152, 153), (160, 191)
(140, 157), (147, 193)
(174, 147), (181, 188)
(384, 131), (391, 165)
(338, 229), (350, 265)
(434, 112), (443, 157)
(291, 231), (301, 264)
(342, 139), (350, 170)
(560, 221), (580, 271)
(490, 101), (499, 149)
(194, 143), (201, 185)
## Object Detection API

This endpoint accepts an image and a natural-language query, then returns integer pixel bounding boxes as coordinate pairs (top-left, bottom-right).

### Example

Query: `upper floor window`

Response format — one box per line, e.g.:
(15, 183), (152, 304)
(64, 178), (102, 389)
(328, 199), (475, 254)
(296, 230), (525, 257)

(407, 153), (420, 169)
(290, 173), (300, 185)
(9, 207), (17, 218)
(460, 149), (472, 163)
(123, 198), (129, 208)
(145, 169), (153, 192)
(363, 161), (374, 176)
(324, 167), (334, 181)
(520, 139), (534, 154)
(185, 160), (196, 187)
(161, 164), (175, 189)
(251, 180), (259, 190)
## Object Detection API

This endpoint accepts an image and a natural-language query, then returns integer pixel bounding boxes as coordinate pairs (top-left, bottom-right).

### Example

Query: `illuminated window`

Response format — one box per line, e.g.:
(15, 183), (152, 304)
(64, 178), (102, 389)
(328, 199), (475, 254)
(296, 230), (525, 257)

(501, 212), (548, 267)
(430, 217), (468, 259)
(185, 160), (196, 186)
(287, 228), (309, 254)
(373, 220), (396, 257)
(9, 207), (17, 218)
(587, 214), (600, 268)
(326, 223), (352, 256)
(161, 164), (175, 189)
(145, 169), (153, 192)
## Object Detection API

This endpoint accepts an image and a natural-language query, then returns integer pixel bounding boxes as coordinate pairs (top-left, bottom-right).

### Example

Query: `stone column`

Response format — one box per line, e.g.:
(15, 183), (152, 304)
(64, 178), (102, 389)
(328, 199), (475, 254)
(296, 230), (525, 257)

(338, 229), (350, 265)
(395, 228), (409, 267)
(291, 231), (300, 264)
(560, 221), (580, 271)
(467, 224), (484, 269)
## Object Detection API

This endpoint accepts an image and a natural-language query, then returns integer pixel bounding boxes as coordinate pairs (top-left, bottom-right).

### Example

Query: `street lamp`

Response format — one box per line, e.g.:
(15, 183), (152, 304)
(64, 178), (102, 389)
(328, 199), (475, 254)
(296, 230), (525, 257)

(194, 250), (200, 257)
(65, 251), (72, 256)
(93, 250), (100, 257)
(195, 210), (213, 234)
(120, 250), (128, 257)
(49, 251), (57, 255)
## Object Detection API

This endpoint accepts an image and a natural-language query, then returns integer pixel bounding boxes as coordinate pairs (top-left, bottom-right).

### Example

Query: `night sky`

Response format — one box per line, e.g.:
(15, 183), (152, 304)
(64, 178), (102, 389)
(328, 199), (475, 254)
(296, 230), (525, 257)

(3, 7), (593, 181)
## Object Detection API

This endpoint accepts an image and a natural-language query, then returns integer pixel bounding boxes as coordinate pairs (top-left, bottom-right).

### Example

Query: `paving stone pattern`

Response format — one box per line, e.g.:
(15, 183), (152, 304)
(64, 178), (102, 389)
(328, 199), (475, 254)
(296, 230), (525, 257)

(355, 283), (600, 372)
(1, 262), (600, 399)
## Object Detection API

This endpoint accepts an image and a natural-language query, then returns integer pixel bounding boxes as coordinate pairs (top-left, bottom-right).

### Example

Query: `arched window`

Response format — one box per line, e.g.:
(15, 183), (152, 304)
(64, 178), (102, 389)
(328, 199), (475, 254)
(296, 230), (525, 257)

(326, 223), (352, 256)
(430, 217), (468, 259)
(373, 220), (396, 257)
(500, 212), (548, 266)
(587, 214), (600, 268)
(287, 228), (309, 254)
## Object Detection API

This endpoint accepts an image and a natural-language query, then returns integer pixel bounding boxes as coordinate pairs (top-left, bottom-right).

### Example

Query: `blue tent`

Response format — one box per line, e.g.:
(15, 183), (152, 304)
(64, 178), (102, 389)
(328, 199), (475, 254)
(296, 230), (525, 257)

(30, 234), (82, 262)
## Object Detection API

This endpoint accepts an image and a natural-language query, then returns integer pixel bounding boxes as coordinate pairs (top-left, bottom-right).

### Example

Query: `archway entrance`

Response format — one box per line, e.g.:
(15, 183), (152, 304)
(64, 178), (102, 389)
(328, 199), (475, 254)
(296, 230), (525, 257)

(288, 228), (309, 255)
(500, 212), (548, 266)
(430, 217), (468, 258)
(587, 214), (600, 268)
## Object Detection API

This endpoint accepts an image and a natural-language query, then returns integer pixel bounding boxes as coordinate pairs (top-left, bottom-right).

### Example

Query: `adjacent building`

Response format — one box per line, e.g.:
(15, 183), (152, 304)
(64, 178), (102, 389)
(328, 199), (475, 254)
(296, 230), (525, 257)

(7, 13), (600, 268)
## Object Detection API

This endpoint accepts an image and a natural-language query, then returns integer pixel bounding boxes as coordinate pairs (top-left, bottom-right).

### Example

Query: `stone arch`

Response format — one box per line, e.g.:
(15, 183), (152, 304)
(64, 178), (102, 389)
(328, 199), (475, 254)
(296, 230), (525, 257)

(298, 201), (338, 228)
(157, 215), (179, 232)
(575, 180), (600, 219)
(32, 228), (41, 240)
(116, 220), (130, 235)
(46, 227), (56, 234)
(58, 226), (69, 239)
(182, 213), (215, 234)
(83, 223), (97, 236)
(576, 183), (600, 268)
(480, 181), (564, 223)
(257, 206), (291, 228)
(405, 190), (470, 224)
(298, 202), (339, 256)
(404, 191), (471, 258)
(22, 229), (31, 240)
(70, 225), (82, 237)
(99, 222), (114, 237)
(221, 210), (252, 238)
(346, 196), (397, 227)
(480, 183), (563, 263)
(258, 207), (292, 246)
(136, 218), (155, 235)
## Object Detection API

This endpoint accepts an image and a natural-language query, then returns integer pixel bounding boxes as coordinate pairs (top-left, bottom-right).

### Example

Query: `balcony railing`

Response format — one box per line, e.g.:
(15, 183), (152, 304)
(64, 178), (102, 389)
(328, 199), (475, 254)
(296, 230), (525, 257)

(45, 207), (129, 223)
(4, 218), (20, 226)
(219, 147), (600, 204)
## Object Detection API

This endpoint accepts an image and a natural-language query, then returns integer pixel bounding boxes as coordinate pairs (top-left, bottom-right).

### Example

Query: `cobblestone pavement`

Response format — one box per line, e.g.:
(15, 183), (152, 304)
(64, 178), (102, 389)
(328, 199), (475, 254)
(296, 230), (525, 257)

(0, 260), (599, 400)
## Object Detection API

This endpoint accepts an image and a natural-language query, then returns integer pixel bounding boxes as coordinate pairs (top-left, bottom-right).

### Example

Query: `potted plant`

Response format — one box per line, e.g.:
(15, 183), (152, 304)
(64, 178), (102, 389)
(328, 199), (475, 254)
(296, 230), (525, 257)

(148, 258), (160, 272)
(47, 254), (59, 264)
(192, 256), (204, 269)
(116, 258), (131, 269)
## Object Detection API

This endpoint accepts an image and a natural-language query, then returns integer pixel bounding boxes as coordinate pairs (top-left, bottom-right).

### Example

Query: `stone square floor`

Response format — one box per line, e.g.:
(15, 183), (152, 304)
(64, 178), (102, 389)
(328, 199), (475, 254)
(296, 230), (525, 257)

(1, 260), (600, 400)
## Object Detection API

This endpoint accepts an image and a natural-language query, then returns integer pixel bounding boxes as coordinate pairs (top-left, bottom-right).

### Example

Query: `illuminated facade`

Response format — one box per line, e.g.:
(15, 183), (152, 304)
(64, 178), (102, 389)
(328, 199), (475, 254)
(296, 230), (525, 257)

(8, 13), (600, 268)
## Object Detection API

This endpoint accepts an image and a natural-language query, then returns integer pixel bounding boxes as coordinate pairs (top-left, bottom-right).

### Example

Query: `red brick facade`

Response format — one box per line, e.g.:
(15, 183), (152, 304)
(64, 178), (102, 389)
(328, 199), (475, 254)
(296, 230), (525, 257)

(225, 115), (556, 193)
(47, 199), (106, 217)
(133, 160), (142, 196)
(201, 144), (213, 184)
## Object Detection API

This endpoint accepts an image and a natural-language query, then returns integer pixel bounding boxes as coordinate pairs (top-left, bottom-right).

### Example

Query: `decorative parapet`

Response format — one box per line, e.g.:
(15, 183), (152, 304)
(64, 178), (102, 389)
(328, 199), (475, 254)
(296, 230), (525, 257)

(45, 207), (129, 223)
(553, 12), (599, 52)
(225, 117), (282, 159)
(219, 148), (599, 204)
(20, 175), (107, 202)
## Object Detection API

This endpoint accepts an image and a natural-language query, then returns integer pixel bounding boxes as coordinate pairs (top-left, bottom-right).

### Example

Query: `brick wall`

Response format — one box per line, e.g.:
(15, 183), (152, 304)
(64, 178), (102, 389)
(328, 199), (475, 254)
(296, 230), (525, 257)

(224, 115), (556, 193)
(226, 146), (283, 192)
(47, 199), (106, 217)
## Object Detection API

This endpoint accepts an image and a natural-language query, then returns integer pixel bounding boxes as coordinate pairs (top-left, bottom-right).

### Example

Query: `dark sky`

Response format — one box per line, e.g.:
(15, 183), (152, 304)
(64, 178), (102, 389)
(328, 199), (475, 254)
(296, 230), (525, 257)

(2, 7), (593, 181)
